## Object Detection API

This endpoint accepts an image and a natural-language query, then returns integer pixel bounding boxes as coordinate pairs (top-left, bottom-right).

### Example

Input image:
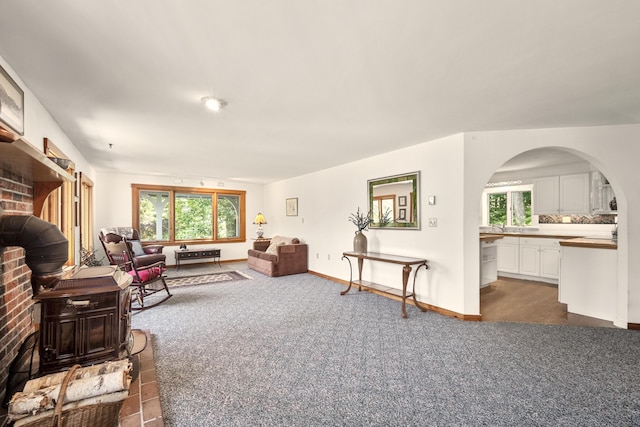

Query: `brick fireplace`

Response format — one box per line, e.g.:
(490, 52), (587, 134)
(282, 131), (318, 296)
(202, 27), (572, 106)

(0, 167), (36, 403)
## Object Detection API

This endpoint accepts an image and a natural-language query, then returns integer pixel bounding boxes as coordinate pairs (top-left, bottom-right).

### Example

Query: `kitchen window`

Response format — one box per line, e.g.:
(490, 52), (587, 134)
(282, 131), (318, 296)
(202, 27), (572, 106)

(483, 185), (534, 227)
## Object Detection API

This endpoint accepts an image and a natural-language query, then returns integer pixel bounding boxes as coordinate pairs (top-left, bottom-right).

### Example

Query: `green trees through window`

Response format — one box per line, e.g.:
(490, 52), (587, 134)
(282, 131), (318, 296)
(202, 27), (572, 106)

(175, 193), (212, 240)
(133, 185), (246, 243)
(486, 188), (532, 227)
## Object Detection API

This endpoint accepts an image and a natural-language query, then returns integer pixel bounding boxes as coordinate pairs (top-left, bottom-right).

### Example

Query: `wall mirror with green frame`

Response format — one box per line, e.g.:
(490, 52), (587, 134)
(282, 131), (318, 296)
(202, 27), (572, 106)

(368, 172), (420, 229)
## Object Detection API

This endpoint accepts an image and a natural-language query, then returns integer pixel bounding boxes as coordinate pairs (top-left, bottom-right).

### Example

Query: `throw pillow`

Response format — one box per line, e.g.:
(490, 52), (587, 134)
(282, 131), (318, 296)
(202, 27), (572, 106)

(265, 236), (295, 254)
(129, 240), (146, 256)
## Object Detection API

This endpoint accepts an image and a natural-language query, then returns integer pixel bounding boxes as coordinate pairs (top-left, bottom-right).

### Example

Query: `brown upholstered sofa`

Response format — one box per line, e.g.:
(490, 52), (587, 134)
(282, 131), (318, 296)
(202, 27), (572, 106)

(247, 236), (308, 277)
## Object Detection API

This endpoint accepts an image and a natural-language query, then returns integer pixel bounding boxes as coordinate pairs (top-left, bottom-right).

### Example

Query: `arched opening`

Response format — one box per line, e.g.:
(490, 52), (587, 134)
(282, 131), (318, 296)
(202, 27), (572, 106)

(478, 147), (620, 327)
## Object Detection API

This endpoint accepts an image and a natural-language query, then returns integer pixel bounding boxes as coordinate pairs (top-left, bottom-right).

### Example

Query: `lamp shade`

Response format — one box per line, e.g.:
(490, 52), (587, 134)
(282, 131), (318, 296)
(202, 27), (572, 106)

(253, 213), (267, 225)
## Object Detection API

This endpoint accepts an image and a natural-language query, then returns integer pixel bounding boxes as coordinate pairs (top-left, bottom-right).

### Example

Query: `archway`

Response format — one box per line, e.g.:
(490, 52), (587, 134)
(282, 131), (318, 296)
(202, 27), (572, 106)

(477, 147), (621, 327)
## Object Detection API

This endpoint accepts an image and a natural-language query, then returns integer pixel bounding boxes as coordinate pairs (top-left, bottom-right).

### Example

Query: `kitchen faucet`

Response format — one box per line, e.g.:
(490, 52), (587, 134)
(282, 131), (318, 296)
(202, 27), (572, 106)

(489, 223), (506, 232)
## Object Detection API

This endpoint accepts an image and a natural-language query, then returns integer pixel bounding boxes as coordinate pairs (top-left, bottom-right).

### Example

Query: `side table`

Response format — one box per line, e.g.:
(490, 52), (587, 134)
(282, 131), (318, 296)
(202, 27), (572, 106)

(174, 248), (221, 270)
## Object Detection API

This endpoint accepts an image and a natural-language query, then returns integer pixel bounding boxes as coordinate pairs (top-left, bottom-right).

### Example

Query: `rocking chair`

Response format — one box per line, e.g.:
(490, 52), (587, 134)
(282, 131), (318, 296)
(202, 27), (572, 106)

(102, 240), (172, 310)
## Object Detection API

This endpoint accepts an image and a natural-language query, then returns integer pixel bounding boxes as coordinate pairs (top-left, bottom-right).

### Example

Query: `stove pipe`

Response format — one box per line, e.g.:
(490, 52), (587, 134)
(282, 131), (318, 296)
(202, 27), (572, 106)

(0, 215), (68, 295)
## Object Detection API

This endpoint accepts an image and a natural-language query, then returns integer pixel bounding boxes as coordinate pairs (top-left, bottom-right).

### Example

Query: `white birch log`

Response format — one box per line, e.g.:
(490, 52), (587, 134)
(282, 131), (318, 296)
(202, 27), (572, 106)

(8, 370), (131, 417)
(22, 359), (131, 393)
(12, 390), (129, 425)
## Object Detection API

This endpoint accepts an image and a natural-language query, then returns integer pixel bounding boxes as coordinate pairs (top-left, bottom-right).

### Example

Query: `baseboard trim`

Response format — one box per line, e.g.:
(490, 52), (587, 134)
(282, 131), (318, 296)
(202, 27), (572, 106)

(627, 323), (640, 330)
(308, 270), (481, 322)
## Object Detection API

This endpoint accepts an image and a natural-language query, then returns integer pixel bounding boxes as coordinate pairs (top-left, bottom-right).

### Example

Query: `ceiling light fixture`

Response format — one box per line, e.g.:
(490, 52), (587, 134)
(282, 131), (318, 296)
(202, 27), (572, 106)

(201, 96), (227, 112)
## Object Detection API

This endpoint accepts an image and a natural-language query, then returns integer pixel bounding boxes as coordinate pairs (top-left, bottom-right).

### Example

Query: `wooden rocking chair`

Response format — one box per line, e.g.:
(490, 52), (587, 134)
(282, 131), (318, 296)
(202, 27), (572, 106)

(102, 240), (172, 310)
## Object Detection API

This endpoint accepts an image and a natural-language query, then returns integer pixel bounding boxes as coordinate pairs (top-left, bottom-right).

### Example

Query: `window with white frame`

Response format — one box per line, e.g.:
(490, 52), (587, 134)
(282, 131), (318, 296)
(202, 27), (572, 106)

(482, 185), (534, 227)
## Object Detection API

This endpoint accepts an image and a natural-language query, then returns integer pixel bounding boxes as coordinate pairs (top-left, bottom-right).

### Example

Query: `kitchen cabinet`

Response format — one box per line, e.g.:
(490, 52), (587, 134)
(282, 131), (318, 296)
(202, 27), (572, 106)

(590, 171), (617, 214)
(497, 236), (519, 274)
(559, 244), (617, 322)
(480, 239), (498, 287)
(497, 236), (560, 282)
(533, 176), (559, 214)
(533, 173), (590, 215)
(540, 245), (561, 279)
(560, 173), (590, 214)
(519, 237), (561, 280)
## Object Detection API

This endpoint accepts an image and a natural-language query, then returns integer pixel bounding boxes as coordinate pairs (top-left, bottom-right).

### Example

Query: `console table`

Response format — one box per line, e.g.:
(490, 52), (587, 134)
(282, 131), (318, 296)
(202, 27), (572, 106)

(175, 248), (221, 270)
(341, 251), (429, 318)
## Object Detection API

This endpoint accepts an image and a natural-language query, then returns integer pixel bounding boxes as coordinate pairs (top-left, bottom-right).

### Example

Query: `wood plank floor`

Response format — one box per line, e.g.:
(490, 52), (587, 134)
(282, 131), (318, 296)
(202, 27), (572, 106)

(480, 277), (615, 328)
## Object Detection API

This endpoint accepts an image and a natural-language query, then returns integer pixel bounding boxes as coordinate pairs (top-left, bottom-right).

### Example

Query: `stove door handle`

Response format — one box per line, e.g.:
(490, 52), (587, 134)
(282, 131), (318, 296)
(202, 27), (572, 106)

(67, 299), (91, 307)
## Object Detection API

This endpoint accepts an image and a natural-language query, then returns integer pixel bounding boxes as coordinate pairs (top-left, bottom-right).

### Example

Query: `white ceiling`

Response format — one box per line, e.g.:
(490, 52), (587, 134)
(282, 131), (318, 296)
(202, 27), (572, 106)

(1, 1), (639, 183)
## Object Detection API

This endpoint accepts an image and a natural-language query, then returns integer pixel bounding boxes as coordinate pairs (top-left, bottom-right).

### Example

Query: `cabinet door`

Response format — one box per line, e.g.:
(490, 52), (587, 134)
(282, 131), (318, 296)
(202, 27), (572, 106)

(497, 241), (519, 274)
(560, 173), (590, 214)
(540, 247), (560, 279)
(519, 244), (540, 276)
(533, 176), (559, 215)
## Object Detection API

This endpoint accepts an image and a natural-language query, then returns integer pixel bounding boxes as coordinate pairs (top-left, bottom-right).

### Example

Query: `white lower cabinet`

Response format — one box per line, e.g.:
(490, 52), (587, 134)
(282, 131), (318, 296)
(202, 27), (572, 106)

(539, 245), (561, 279)
(480, 240), (498, 287)
(497, 237), (519, 274)
(498, 237), (560, 282)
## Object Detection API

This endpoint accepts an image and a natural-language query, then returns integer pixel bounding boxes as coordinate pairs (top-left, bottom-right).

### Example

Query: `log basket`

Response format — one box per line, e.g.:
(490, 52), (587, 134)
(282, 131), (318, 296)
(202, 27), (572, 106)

(13, 365), (125, 427)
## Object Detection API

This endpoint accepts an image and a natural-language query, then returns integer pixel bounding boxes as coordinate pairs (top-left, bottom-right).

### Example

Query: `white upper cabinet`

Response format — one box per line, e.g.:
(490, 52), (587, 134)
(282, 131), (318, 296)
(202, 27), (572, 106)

(533, 173), (590, 215)
(590, 171), (617, 214)
(559, 173), (590, 214)
(533, 176), (559, 214)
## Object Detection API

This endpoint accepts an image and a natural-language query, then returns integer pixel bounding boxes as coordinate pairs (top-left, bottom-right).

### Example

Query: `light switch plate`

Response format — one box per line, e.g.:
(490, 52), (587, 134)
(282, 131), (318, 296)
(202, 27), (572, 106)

(428, 195), (436, 205)
(429, 218), (437, 227)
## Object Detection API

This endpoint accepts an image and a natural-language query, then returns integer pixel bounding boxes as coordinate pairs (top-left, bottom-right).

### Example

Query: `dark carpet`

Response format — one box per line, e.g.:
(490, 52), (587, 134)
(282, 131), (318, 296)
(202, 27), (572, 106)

(132, 263), (640, 426)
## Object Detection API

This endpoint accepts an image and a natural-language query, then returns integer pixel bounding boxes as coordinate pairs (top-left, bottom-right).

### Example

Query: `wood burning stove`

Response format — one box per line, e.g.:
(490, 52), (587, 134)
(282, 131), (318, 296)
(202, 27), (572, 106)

(35, 266), (133, 375)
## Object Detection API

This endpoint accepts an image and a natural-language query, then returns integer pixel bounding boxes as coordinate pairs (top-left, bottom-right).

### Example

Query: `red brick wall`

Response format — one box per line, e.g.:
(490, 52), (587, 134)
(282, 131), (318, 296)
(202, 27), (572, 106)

(0, 167), (35, 399)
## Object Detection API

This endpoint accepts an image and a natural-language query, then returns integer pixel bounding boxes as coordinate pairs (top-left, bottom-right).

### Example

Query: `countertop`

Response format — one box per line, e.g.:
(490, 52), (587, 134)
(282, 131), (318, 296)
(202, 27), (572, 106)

(479, 234), (504, 242)
(480, 232), (579, 240)
(559, 237), (618, 250)
(479, 232), (618, 250)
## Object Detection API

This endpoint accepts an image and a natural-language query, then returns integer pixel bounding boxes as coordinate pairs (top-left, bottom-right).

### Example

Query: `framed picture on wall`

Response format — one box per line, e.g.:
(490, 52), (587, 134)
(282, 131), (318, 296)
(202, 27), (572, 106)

(398, 208), (406, 220)
(286, 197), (298, 216)
(0, 64), (24, 135)
(398, 196), (407, 206)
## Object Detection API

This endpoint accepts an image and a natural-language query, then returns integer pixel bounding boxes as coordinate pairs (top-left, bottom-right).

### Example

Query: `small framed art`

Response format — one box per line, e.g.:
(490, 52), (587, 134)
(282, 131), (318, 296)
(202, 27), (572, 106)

(0, 64), (24, 135)
(286, 197), (298, 216)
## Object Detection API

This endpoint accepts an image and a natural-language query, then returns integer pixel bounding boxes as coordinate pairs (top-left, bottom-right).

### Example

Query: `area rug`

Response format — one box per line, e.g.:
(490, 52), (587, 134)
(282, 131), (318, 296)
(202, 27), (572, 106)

(165, 271), (249, 288)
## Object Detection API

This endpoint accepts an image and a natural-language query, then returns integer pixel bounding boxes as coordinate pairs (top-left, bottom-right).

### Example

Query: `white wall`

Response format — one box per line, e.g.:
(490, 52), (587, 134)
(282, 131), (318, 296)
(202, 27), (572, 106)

(264, 134), (469, 314)
(94, 171), (265, 265)
(264, 125), (640, 327)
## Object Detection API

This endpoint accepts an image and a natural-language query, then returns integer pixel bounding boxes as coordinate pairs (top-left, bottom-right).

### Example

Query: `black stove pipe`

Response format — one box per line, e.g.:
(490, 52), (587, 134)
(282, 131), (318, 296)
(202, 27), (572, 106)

(0, 215), (68, 295)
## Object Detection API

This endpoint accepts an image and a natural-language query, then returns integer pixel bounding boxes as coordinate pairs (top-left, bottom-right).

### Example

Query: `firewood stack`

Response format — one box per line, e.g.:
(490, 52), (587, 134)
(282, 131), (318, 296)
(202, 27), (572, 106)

(7, 359), (132, 427)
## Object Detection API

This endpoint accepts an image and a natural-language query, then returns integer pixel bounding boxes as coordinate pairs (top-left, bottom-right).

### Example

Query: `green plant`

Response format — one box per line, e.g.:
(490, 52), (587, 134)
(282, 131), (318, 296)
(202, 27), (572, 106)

(348, 207), (373, 232)
(380, 207), (393, 226)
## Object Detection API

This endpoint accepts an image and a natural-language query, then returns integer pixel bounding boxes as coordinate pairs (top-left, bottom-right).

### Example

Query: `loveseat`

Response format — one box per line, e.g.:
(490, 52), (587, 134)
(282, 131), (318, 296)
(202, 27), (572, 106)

(247, 236), (308, 277)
